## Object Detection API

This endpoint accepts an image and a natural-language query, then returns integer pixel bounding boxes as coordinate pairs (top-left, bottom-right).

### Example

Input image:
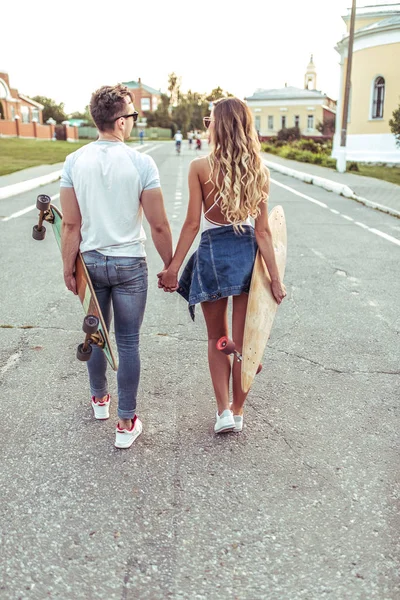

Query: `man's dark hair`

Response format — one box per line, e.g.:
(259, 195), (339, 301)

(90, 84), (134, 132)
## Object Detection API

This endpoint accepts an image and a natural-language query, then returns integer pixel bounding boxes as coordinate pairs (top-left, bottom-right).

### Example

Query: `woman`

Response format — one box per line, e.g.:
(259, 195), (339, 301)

(158, 97), (286, 434)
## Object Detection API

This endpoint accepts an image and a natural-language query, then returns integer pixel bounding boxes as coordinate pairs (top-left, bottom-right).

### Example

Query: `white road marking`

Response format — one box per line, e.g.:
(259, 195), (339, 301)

(270, 177), (400, 248)
(1, 193), (60, 222)
(141, 144), (162, 154)
(0, 351), (22, 379)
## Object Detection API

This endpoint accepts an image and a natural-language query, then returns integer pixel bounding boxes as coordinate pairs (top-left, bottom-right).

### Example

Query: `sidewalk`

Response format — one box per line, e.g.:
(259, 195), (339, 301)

(262, 152), (400, 218)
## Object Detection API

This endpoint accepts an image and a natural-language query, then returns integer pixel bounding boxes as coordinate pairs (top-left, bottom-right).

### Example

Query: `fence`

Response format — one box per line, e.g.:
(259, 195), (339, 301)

(0, 120), (79, 141)
(77, 126), (172, 140)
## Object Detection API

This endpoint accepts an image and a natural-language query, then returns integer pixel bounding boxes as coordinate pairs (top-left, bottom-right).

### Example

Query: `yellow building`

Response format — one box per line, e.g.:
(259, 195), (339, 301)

(245, 57), (336, 138)
(332, 3), (400, 164)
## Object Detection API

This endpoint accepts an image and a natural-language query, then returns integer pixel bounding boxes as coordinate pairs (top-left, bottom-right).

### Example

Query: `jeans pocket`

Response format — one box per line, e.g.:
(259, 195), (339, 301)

(115, 261), (147, 292)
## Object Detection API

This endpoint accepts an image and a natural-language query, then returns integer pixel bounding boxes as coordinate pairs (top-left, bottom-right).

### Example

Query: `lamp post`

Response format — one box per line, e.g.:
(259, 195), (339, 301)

(337, 0), (357, 173)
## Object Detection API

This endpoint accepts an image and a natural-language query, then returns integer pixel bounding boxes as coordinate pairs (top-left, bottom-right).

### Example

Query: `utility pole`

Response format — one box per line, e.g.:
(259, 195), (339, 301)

(337, 0), (357, 172)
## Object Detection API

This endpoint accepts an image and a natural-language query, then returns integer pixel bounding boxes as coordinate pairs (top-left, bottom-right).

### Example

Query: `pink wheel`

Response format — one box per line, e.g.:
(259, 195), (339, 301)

(216, 336), (236, 355)
(256, 364), (262, 375)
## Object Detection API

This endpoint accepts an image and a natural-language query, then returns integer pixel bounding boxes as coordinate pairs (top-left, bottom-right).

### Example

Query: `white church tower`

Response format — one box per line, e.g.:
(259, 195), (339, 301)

(304, 55), (317, 90)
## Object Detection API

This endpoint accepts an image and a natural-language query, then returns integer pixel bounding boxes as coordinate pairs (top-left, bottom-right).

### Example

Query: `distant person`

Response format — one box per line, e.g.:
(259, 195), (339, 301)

(158, 98), (286, 434)
(187, 130), (194, 149)
(139, 129), (145, 145)
(174, 130), (183, 154)
(60, 84), (173, 449)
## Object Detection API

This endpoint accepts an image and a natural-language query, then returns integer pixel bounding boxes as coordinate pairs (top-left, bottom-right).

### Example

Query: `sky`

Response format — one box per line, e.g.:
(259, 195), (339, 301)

(0, 0), (394, 113)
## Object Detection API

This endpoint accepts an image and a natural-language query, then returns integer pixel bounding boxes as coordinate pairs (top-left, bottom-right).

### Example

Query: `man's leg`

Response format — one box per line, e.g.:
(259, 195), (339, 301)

(110, 258), (148, 428)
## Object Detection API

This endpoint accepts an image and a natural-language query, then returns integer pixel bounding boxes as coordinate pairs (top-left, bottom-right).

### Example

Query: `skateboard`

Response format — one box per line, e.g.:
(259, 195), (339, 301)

(32, 194), (118, 371)
(217, 205), (287, 393)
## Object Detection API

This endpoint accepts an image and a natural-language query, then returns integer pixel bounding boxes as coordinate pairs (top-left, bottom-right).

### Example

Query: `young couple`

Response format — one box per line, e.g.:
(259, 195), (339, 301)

(60, 84), (286, 449)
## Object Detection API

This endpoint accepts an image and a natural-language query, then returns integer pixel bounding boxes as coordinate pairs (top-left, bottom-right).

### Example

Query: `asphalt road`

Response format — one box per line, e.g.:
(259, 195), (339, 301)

(0, 141), (399, 599)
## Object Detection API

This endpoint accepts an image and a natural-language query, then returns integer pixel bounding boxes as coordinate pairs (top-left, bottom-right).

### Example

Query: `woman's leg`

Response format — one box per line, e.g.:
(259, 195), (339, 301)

(201, 298), (230, 415)
(231, 292), (250, 415)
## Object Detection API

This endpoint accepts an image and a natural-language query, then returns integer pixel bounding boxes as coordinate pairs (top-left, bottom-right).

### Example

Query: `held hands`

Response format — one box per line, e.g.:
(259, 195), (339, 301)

(271, 279), (287, 304)
(157, 268), (179, 293)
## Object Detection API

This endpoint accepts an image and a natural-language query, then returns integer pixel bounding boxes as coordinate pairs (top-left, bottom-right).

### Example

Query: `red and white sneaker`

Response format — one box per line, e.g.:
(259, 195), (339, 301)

(91, 395), (110, 420)
(115, 416), (143, 449)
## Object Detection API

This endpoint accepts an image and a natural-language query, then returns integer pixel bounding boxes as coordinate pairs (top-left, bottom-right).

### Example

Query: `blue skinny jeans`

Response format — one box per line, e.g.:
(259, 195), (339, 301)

(82, 251), (148, 420)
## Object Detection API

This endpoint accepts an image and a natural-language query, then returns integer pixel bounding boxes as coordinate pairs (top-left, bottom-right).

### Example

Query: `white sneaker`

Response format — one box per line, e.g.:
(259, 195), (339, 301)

(115, 416), (143, 449)
(91, 394), (110, 420)
(233, 415), (243, 432)
(214, 409), (235, 433)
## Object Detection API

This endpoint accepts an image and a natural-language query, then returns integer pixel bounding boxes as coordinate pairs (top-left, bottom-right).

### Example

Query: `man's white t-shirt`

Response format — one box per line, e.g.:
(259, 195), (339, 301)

(174, 133), (183, 142)
(60, 141), (160, 257)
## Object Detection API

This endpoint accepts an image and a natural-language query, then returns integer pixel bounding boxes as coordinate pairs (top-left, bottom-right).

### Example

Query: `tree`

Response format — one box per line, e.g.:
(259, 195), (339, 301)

(168, 72), (181, 107)
(389, 104), (400, 147)
(69, 105), (94, 127)
(206, 87), (234, 103)
(31, 96), (67, 124)
(316, 117), (336, 137)
(277, 126), (301, 142)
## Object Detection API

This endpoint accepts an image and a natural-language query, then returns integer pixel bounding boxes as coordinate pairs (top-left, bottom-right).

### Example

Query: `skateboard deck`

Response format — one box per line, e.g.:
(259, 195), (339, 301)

(34, 200), (118, 371)
(241, 205), (287, 392)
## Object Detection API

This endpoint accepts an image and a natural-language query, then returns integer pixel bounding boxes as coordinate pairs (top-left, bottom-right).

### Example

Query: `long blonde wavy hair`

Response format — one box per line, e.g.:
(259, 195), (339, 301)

(206, 97), (269, 228)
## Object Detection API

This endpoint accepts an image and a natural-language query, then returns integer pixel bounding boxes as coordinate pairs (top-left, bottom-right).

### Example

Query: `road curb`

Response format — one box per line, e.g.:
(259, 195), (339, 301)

(263, 159), (400, 219)
(0, 170), (61, 201)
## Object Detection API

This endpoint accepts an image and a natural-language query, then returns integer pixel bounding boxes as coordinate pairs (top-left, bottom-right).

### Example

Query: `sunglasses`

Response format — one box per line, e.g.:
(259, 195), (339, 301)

(203, 116), (214, 129)
(114, 111), (139, 123)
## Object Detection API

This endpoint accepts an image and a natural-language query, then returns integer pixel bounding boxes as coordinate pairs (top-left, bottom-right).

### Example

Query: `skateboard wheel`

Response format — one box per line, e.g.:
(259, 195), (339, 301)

(82, 315), (99, 334)
(32, 224), (46, 240)
(36, 194), (51, 211)
(77, 343), (92, 361)
(216, 336), (236, 355)
(256, 364), (262, 375)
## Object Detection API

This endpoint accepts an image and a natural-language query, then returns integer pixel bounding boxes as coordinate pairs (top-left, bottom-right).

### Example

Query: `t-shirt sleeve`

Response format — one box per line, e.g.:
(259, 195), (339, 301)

(143, 156), (160, 191)
(60, 154), (74, 188)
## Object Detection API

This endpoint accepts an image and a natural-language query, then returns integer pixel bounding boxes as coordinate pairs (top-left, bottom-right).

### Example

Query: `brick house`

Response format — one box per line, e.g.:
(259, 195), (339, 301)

(122, 78), (162, 116)
(0, 70), (78, 141)
(0, 71), (44, 124)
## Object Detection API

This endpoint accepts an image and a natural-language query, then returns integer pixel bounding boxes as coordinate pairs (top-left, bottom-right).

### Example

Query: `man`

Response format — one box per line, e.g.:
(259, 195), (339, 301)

(187, 130), (194, 149)
(60, 84), (173, 449)
(174, 129), (183, 153)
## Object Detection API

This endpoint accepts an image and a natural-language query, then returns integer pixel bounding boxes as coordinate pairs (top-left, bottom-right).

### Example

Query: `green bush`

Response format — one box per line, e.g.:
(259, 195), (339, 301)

(321, 157), (336, 168)
(279, 147), (301, 160)
(277, 126), (301, 142)
(261, 143), (279, 154)
(348, 161), (359, 172)
(294, 139), (320, 153)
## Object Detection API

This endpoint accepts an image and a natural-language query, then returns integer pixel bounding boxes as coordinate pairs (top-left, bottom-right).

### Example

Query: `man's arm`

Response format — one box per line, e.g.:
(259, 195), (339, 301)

(141, 188), (173, 268)
(60, 187), (82, 295)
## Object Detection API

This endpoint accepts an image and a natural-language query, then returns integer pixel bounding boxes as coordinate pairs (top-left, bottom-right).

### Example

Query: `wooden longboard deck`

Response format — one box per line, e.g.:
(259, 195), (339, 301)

(241, 205), (287, 392)
(49, 205), (118, 371)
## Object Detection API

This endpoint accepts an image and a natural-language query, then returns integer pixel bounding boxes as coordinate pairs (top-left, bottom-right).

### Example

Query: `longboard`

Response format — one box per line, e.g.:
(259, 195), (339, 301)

(33, 195), (118, 371)
(241, 205), (287, 392)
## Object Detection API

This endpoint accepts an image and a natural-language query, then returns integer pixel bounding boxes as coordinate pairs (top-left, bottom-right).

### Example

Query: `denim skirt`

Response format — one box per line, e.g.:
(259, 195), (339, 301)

(178, 225), (257, 320)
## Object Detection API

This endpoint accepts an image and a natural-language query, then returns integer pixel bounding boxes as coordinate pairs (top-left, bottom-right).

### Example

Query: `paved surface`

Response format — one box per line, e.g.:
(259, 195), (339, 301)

(0, 163), (65, 188)
(262, 152), (400, 215)
(0, 141), (399, 599)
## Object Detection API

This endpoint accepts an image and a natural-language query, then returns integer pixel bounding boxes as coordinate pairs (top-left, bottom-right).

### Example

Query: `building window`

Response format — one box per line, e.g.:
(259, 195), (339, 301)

(294, 115), (300, 128)
(152, 96), (158, 111)
(141, 97), (151, 112)
(268, 115), (274, 130)
(11, 106), (15, 120)
(21, 106), (30, 124)
(255, 116), (261, 132)
(32, 108), (39, 122)
(0, 81), (7, 99)
(281, 115), (286, 129)
(307, 115), (314, 130)
(372, 76), (385, 119)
